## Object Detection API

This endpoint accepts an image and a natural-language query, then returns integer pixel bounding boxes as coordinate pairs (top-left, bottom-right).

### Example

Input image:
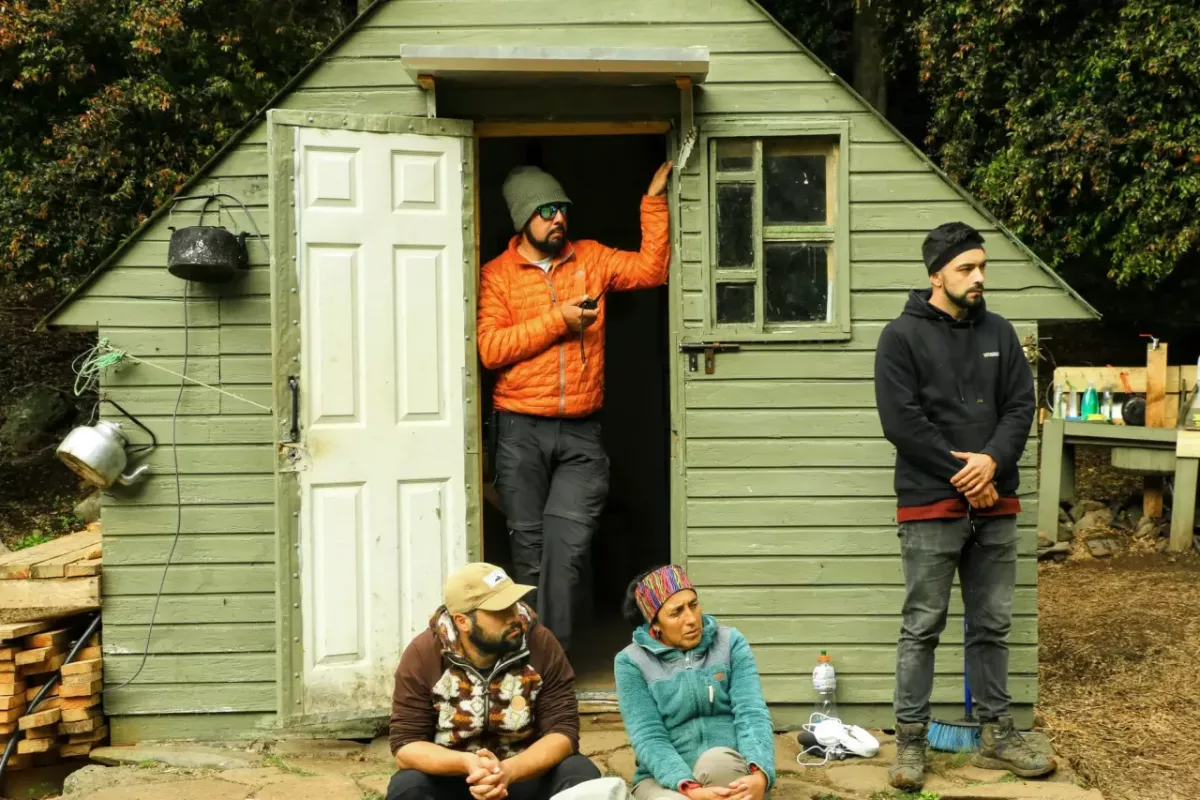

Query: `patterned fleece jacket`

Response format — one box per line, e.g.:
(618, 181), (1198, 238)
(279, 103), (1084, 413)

(389, 603), (581, 758)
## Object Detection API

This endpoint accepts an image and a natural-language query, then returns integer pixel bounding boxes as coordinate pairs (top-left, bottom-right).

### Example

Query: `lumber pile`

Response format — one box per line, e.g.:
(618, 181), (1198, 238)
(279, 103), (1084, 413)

(0, 619), (106, 771)
(0, 528), (101, 625)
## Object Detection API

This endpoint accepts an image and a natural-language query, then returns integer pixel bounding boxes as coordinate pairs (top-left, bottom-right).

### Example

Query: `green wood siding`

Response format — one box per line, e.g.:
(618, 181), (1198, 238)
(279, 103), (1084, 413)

(52, 0), (1093, 730)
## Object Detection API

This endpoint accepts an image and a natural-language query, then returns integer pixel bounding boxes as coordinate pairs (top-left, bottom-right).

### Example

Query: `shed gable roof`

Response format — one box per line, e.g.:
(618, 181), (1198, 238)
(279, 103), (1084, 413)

(42, 0), (1097, 327)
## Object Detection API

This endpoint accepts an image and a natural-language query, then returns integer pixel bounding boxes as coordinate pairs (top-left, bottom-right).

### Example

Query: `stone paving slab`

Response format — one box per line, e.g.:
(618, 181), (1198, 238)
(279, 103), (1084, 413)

(89, 745), (260, 771)
(253, 775), (365, 800)
(44, 728), (1093, 800)
(272, 739), (366, 760)
(73, 778), (250, 800)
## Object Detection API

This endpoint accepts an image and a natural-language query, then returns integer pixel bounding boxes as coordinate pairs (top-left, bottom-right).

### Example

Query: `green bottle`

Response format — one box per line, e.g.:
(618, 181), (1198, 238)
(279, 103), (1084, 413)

(1081, 380), (1099, 419)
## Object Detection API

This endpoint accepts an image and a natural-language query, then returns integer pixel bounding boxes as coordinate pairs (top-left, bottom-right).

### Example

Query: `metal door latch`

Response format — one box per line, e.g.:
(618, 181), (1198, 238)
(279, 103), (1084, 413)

(679, 342), (741, 375)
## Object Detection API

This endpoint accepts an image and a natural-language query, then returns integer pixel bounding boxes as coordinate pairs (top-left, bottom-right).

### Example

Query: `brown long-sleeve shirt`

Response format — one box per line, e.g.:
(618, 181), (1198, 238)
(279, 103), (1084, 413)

(390, 605), (580, 758)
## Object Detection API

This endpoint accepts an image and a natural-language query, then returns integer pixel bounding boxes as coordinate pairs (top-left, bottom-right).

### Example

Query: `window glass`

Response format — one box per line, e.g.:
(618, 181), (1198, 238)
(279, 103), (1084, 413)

(716, 140), (754, 172)
(764, 242), (829, 323)
(764, 147), (826, 225)
(715, 282), (756, 324)
(715, 183), (755, 268)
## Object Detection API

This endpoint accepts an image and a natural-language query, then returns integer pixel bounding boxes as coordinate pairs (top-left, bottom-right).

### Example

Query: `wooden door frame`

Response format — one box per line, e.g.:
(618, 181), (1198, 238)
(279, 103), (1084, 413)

(472, 121), (684, 713)
(267, 110), (478, 731)
(470, 118), (684, 557)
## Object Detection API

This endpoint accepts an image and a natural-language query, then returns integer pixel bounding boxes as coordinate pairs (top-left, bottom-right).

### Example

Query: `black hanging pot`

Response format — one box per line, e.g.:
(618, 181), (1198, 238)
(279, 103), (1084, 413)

(167, 195), (249, 283)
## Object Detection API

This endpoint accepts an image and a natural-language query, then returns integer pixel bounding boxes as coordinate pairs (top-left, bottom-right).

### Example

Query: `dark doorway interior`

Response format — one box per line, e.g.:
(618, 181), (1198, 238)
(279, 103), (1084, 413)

(477, 134), (671, 690)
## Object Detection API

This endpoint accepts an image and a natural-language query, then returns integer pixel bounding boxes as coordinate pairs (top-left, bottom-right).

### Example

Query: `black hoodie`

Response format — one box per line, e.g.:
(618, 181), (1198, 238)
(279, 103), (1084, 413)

(874, 289), (1035, 508)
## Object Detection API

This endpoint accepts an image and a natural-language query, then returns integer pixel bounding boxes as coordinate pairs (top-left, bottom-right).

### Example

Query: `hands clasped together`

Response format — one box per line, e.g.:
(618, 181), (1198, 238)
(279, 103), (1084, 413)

(950, 450), (998, 509)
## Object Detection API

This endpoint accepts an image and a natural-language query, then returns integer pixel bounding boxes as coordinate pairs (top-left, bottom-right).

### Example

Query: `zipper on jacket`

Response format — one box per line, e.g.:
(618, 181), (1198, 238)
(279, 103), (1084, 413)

(542, 272), (566, 415)
(445, 644), (529, 738)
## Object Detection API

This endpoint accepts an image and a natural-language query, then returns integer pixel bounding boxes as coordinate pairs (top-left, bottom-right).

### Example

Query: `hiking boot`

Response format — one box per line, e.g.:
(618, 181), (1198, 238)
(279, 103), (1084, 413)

(973, 716), (1058, 778)
(889, 721), (928, 790)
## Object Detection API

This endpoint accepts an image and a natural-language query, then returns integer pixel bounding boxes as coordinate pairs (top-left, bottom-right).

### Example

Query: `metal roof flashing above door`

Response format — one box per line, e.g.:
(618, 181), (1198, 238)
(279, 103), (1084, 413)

(398, 45), (709, 86)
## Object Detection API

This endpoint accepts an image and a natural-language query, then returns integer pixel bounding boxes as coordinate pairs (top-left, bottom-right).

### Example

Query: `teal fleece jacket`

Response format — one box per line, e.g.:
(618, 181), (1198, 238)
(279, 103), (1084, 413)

(614, 615), (776, 790)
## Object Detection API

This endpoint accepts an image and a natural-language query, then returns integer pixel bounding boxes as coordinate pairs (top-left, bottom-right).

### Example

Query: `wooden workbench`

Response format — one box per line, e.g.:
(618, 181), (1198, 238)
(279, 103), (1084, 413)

(1039, 420), (1199, 551)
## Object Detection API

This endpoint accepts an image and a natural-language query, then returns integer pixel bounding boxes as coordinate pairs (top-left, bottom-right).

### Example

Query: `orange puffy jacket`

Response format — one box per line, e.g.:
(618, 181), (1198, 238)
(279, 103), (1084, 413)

(478, 195), (670, 418)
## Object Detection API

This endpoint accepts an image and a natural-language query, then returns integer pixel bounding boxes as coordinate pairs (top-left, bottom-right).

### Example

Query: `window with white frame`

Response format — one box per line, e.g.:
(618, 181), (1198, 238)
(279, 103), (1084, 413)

(705, 128), (849, 339)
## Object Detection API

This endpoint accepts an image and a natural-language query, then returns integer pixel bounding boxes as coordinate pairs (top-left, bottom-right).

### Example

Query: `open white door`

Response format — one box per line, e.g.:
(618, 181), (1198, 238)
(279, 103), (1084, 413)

(293, 124), (470, 715)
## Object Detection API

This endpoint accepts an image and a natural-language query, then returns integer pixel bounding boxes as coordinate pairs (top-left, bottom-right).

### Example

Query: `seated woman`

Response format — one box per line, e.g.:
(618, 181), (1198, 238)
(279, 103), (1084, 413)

(614, 565), (776, 800)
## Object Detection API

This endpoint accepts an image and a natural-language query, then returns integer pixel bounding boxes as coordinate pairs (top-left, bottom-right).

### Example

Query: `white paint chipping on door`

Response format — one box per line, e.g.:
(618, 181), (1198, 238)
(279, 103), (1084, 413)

(295, 126), (468, 714)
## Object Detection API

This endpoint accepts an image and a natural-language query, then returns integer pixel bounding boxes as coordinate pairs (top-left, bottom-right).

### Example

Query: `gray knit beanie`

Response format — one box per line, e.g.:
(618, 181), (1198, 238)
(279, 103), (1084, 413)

(502, 166), (571, 232)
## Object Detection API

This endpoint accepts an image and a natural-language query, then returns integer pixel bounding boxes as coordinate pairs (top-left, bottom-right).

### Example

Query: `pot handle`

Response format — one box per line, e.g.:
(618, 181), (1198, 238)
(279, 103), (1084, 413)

(115, 465), (150, 486)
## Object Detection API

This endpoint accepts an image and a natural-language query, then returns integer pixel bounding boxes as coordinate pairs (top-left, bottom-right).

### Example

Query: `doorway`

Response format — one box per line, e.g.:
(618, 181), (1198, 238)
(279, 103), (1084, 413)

(476, 133), (672, 691)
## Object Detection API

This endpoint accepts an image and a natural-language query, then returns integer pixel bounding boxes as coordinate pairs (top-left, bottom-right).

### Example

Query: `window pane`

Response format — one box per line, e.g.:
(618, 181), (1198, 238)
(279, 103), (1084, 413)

(765, 242), (829, 323)
(716, 140), (754, 172)
(764, 146), (826, 225)
(716, 282), (755, 324)
(716, 183), (754, 268)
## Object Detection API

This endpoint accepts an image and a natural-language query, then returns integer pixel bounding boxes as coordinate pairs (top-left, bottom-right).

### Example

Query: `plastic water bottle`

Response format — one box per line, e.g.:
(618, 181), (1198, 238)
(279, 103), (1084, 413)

(1081, 380), (1099, 419)
(812, 651), (838, 720)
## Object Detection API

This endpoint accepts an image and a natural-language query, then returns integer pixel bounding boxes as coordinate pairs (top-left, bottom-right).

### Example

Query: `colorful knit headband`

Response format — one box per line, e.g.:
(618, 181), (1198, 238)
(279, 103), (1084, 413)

(635, 565), (695, 622)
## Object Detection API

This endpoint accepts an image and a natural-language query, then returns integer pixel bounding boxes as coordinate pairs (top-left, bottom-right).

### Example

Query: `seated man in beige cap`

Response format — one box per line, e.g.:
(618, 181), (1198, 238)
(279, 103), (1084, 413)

(387, 562), (600, 800)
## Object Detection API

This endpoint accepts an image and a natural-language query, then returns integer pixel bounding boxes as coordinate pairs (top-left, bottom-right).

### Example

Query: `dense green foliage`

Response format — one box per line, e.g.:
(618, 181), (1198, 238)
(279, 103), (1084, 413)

(761, 0), (1200, 317)
(0, 0), (349, 297)
(914, 0), (1200, 289)
(0, 0), (1196, 312)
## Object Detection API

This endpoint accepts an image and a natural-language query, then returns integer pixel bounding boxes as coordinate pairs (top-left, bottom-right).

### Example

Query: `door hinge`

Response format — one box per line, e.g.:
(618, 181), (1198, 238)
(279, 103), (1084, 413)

(678, 342), (741, 375)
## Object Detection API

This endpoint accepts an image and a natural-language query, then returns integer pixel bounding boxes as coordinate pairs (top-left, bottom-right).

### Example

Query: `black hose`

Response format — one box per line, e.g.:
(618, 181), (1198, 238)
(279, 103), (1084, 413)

(0, 613), (102, 782)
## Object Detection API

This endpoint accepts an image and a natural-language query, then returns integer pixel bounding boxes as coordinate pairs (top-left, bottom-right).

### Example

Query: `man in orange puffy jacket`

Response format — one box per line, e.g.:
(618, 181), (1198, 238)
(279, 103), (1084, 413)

(478, 161), (673, 655)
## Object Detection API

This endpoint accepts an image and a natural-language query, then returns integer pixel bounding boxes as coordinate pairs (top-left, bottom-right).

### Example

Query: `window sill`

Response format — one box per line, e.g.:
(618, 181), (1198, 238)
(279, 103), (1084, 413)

(690, 324), (851, 344)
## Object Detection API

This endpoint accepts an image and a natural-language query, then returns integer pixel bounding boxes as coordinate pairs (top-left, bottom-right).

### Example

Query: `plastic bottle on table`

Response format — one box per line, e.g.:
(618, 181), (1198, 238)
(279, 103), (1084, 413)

(1081, 380), (1099, 419)
(812, 650), (838, 720)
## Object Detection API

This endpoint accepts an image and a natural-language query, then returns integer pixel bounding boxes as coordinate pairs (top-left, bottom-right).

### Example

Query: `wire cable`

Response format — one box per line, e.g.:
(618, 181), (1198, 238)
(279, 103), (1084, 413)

(104, 281), (189, 693)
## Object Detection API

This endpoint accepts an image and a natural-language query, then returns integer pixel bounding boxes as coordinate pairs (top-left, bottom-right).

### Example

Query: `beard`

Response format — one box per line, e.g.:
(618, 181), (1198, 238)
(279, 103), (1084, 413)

(468, 618), (523, 656)
(522, 220), (567, 258)
(946, 284), (984, 309)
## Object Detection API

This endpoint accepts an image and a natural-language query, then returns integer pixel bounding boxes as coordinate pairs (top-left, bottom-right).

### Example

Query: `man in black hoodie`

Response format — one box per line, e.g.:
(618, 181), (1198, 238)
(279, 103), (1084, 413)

(874, 222), (1054, 790)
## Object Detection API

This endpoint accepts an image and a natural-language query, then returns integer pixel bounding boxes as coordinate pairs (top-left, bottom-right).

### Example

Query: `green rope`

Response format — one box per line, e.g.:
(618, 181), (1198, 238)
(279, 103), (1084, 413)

(72, 338), (274, 412)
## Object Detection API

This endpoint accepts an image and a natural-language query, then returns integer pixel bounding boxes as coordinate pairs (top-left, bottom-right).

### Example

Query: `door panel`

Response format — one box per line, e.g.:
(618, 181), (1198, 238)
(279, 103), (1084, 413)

(295, 125), (469, 715)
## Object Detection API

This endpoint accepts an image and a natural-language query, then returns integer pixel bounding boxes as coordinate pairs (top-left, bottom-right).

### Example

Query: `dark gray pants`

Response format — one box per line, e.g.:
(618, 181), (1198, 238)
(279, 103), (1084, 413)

(493, 410), (609, 653)
(894, 515), (1018, 724)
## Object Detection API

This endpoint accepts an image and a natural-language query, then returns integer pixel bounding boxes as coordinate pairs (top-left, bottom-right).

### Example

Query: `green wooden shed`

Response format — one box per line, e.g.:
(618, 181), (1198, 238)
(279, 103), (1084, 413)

(44, 0), (1097, 744)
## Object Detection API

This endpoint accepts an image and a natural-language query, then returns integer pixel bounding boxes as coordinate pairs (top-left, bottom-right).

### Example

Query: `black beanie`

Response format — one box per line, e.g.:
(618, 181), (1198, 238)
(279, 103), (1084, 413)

(922, 222), (985, 275)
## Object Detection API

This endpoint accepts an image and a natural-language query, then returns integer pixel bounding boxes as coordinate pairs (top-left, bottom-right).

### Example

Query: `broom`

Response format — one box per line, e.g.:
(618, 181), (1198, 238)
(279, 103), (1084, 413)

(928, 618), (981, 753)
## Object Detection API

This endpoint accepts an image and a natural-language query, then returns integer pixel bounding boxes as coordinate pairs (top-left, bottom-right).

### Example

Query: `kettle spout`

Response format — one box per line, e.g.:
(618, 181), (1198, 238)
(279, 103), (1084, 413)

(115, 465), (150, 486)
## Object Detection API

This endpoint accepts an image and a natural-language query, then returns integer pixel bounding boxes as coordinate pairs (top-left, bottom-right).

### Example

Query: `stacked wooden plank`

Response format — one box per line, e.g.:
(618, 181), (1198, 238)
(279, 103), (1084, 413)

(0, 620), (106, 770)
(0, 528), (101, 625)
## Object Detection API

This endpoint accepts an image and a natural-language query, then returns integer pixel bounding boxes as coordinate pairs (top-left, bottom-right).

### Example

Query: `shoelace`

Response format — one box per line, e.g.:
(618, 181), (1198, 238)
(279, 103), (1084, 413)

(896, 737), (926, 766)
(996, 724), (1040, 759)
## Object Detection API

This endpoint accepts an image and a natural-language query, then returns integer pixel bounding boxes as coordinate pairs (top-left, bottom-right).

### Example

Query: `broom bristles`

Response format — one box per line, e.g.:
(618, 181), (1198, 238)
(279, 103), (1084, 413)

(928, 719), (981, 753)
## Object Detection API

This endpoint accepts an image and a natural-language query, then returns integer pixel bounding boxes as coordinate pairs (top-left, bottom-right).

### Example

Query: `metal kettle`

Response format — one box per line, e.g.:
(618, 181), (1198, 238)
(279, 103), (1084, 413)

(57, 420), (150, 489)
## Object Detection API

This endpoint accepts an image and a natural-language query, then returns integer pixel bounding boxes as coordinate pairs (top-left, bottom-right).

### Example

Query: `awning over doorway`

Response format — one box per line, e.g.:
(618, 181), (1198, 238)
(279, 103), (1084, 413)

(397, 45), (709, 86)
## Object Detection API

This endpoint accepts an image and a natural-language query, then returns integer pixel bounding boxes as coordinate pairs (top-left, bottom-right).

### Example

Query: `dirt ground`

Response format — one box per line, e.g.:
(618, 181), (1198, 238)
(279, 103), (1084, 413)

(1039, 552), (1200, 800)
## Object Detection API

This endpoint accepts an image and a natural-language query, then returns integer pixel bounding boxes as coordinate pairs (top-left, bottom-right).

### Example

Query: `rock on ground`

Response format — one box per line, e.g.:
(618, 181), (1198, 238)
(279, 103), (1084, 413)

(579, 730), (630, 757)
(63, 764), (190, 795)
(1070, 500), (1108, 522)
(73, 492), (101, 523)
(271, 738), (366, 760)
(0, 386), (72, 455)
(73, 778), (249, 800)
(1074, 508), (1114, 534)
(254, 775), (364, 800)
(89, 745), (260, 771)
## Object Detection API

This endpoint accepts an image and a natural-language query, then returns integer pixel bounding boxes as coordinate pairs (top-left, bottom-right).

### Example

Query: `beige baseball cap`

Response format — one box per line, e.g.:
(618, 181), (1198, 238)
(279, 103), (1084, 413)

(444, 563), (534, 615)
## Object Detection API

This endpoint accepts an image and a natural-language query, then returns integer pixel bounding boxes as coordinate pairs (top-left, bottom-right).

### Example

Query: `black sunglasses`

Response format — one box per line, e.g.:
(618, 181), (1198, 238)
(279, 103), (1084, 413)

(535, 202), (569, 220)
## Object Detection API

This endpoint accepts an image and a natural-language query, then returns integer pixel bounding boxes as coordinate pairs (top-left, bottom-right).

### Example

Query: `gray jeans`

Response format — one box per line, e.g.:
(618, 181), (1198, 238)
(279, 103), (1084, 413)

(493, 410), (609, 653)
(631, 748), (753, 800)
(893, 515), (1018, 724)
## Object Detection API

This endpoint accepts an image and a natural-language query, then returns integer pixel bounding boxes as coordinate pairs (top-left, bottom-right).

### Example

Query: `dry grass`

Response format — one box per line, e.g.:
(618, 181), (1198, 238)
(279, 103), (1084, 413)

(1039, 554), (1200, 800)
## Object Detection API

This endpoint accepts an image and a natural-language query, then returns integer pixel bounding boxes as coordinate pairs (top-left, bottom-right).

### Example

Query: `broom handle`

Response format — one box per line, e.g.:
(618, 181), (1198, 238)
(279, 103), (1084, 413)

(963, 617), (974, 717)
